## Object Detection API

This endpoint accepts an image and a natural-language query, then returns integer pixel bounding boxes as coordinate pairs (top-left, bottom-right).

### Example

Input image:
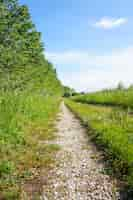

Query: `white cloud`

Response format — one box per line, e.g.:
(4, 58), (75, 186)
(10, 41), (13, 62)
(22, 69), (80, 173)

(93, 17), (128, 29)
(46, 47), (133, 92)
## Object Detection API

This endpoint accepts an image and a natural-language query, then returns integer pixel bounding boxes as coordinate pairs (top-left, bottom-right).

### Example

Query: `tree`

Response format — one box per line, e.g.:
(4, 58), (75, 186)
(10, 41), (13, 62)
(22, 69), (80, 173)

(117, 81), (124, 90)
(63, 86), (76, 97)
(0, 0), (44, 71)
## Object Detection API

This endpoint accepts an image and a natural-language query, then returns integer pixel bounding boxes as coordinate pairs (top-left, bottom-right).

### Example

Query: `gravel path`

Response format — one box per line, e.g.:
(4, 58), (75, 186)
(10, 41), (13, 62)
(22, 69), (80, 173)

(42, 102), (120, 200)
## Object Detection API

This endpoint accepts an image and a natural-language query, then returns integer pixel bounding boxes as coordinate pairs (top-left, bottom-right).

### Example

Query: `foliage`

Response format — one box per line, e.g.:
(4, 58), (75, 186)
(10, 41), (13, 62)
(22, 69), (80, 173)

(63, 86), (76, 97)
(0, 0), (62, 94)
(0, 0), (44, 70)
(0, 0), (63, 198)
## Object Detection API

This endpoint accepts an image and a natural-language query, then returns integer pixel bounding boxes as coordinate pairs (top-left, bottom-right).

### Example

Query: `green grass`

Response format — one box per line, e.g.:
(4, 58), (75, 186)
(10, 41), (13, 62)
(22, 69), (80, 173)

(72, 88), (133, 109)
(65, 99), (133, 188)
(0, 1), (63, 198)
(0, 91), (61, 199)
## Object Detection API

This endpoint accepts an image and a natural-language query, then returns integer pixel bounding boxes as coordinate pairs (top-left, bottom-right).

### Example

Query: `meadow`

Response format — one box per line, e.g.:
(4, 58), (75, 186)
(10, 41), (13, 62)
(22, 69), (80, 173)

(72, 87), (133, 109)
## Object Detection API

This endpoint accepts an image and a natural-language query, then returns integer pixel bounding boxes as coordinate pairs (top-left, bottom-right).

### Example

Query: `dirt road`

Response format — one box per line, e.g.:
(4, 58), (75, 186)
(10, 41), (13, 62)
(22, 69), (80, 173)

(42, 103), (120, 200)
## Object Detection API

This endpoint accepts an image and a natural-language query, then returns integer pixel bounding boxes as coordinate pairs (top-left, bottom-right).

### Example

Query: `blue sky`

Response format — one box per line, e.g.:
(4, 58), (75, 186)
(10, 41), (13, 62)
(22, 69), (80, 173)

(20, 0), (133, 91)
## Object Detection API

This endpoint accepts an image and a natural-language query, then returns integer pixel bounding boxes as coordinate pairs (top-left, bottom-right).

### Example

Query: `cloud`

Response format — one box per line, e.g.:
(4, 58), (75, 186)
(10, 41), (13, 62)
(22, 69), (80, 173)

(46, 47), (133, 91)
(93, 17), (128, 29)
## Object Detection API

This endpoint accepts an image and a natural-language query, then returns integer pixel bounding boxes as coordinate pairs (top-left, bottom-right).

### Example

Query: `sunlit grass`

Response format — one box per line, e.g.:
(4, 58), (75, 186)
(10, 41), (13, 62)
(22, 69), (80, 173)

(0, 91), (61, 198)
(72, 88), (133, 109)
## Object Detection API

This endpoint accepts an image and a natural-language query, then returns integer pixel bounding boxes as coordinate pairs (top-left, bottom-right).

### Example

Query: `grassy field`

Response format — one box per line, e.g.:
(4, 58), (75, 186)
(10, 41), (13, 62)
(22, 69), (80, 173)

(72, 88), (133, 109)
(0, 92), (61, 199)
(65, 99), (133, 189)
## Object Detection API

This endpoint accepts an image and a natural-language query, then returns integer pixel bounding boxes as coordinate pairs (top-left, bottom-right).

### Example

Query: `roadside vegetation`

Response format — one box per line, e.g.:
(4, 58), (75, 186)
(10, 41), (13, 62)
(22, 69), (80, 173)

(63, 86), (77, 97)
(65, 99), (133, 191)
(0, 0), (63, 198)
(72, 86), (133, 110)
(0, 94), (61, 199)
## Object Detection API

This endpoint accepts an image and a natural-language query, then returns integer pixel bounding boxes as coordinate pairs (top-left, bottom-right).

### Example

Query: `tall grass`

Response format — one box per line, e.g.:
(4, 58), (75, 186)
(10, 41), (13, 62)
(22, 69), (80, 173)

(0, 91), (61, 198)
(72, 88), (133, 109)
(65, 100), (133, 188)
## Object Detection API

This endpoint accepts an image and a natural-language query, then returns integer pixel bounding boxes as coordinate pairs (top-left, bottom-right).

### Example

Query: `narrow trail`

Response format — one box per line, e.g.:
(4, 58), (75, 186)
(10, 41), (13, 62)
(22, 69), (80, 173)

(42, 103), (120, 200)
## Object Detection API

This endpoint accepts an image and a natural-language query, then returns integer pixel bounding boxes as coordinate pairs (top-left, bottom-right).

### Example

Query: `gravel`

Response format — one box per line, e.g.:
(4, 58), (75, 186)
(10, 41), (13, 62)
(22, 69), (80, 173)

(42, 103), (120, 200)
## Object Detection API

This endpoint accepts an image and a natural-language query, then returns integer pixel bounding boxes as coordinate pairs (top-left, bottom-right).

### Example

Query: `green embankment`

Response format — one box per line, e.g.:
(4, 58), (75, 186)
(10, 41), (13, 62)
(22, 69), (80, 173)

(65, 100), (133, 188)
(72, 88), (133, 109)
(0, 0), (63, 198)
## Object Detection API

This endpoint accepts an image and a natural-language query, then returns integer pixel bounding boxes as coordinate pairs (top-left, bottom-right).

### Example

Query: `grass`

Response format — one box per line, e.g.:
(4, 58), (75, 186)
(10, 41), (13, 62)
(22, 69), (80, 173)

(0, 91), (61, 199)
(65, 99), (133, 189)
(72, 88), (133, 109)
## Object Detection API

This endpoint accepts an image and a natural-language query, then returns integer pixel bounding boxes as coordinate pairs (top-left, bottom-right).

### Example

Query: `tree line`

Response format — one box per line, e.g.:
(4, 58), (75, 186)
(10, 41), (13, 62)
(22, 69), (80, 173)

(0, 0), (62, 94)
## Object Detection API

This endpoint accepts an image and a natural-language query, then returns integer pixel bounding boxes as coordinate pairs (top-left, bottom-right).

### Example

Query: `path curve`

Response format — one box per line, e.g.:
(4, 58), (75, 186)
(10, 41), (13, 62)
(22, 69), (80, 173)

(42, 102), (120, 200)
